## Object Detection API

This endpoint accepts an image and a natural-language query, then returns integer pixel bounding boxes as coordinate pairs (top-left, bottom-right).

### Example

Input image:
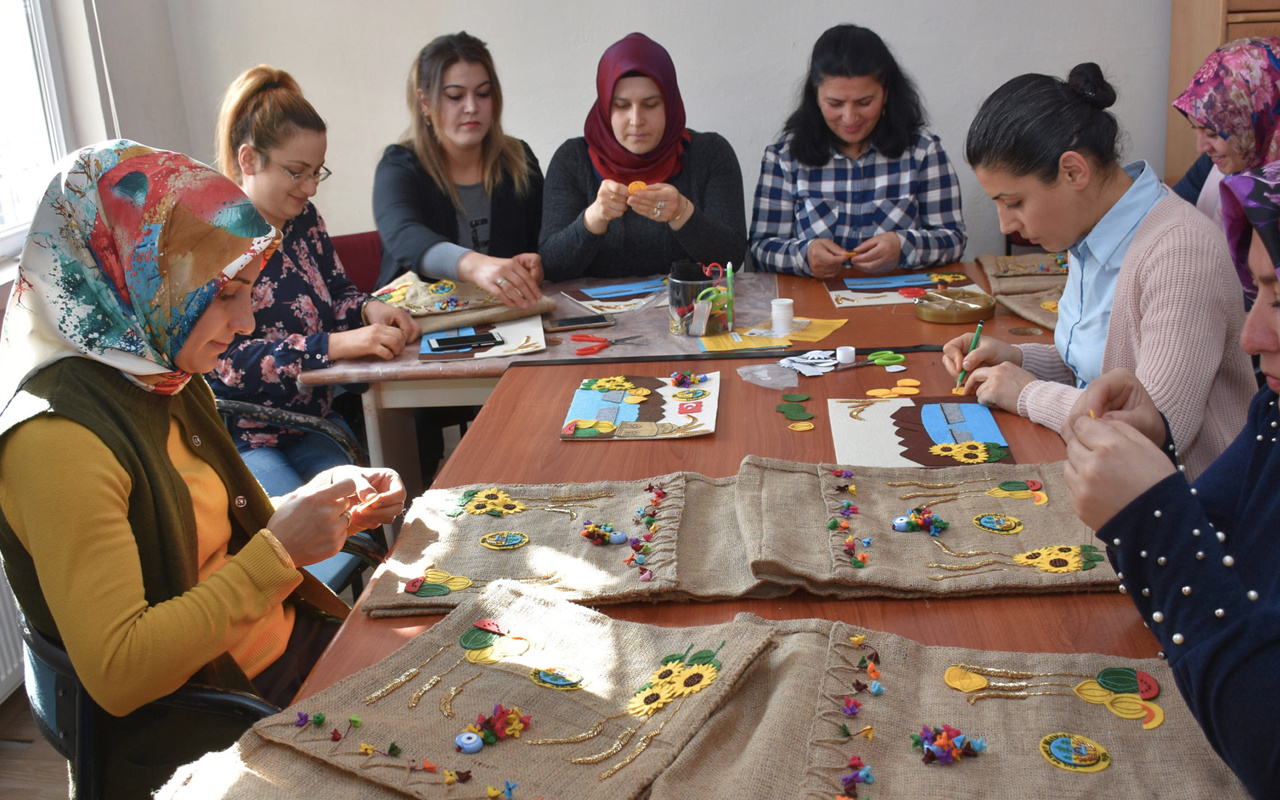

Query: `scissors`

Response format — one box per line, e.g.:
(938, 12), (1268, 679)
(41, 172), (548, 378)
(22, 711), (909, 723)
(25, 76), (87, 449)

(571, 334), (646, 355)
(837, 349), (906, 369)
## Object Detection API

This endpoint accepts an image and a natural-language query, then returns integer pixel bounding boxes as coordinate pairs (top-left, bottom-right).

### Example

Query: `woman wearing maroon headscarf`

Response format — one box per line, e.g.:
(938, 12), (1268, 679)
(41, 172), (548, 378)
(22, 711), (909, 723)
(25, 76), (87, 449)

(539, 32), (747, 280)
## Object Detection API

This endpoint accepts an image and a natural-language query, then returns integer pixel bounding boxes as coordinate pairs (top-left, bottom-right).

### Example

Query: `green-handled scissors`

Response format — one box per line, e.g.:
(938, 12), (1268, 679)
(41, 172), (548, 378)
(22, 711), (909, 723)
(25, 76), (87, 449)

(840, 349), (906, 369)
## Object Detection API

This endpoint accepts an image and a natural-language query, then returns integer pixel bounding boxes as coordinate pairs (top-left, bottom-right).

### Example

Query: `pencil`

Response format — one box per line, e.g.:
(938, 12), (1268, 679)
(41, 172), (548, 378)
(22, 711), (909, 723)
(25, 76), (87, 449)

(955, 320), (985, 387)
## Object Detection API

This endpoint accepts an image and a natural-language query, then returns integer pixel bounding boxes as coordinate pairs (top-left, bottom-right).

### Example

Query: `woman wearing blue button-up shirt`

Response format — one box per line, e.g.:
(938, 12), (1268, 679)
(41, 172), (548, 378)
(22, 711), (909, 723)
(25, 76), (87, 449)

(945, 63), (1254, 479)
(749, 24), (966, 277)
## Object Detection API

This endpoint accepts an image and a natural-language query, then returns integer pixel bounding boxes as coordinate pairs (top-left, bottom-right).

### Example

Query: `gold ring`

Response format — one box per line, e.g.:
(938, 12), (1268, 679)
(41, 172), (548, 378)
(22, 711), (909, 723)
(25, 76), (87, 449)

(653, 207), (661, 219)
(341, 510), (352, 526)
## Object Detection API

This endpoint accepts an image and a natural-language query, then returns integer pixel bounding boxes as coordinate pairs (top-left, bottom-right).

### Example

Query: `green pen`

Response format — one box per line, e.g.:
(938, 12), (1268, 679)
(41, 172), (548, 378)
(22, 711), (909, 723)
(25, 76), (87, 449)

(955, 320), (984, 387)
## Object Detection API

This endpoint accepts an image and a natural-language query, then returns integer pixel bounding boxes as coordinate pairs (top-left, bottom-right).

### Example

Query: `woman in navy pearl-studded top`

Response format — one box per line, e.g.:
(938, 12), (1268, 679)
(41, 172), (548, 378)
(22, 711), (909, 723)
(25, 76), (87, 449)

(1061, 165), (1280, 797)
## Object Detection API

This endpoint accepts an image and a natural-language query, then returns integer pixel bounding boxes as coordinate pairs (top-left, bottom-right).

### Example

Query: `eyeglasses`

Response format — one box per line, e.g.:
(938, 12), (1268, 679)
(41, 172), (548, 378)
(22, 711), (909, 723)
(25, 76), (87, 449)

(275, 163), (333, 184)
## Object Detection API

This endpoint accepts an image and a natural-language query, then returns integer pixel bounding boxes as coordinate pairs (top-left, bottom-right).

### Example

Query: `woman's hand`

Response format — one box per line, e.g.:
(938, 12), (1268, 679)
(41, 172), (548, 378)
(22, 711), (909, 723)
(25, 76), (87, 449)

(322, 464), (407, 530)
(846, 232), (903, 274)
(806, 238), (850, 279)
(457, 252), (544, 309)
(328, 324), (407, 361)
(628, 184), (687, 228)
(363, 299), (421, 344)
(942, 334), (1022, 378)
(583, 179), (630, 235)
(1062, 368), (1166, 450)
(1063, 415), (1176, 530)
(965, 362), (1036, 413)
(266, 466), (406, 566)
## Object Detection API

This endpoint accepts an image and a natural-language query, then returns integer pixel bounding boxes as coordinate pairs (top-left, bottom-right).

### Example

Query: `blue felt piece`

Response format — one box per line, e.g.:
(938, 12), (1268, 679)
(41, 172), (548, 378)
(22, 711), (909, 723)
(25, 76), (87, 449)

(421, 326), (476, 354)
(580, 278), (668, 299)
(563, 387), (643, 426)
(921, 402), (1008, 445)
(842, 274), (935, 291)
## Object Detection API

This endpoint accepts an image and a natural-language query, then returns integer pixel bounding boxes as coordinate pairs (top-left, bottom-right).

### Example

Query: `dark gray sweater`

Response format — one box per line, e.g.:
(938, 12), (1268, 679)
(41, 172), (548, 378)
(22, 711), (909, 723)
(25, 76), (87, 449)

(539, 131), (747, 280)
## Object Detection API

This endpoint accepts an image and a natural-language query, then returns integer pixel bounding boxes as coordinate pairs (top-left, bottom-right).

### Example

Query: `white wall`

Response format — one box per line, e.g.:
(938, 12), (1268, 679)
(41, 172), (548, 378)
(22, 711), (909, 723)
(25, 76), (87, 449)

(96, 0), (1173, 260)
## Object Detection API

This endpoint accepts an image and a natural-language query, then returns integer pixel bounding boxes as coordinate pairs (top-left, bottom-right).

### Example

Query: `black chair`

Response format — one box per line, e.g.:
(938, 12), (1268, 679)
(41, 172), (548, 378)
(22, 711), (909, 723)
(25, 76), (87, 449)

(215, 399), (387, 596)
(20, 610), (278, 798)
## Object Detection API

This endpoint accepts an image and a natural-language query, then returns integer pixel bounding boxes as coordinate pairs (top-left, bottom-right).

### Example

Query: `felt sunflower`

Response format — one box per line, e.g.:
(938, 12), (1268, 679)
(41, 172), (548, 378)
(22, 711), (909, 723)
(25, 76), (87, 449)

(928, 272), (968, 283)
(591, 376), (635, 392)
(646, 663), (682, 687)
(464, 489), (526, 516)
(1013, 544), (1105, 573)
(667, 662), (720, 697)
(626, 682), (676, 717)
(929, 443), (960, 457)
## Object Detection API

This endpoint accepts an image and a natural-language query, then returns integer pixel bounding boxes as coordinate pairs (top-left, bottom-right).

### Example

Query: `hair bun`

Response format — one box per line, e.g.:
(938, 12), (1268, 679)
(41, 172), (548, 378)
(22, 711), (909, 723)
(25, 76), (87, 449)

(1067, 62), (1117, 109)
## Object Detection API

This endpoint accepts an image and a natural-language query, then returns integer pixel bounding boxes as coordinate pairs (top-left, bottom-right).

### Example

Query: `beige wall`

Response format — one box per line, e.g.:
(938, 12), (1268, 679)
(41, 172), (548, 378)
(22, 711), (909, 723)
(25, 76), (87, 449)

(89, 0), (1174, 259)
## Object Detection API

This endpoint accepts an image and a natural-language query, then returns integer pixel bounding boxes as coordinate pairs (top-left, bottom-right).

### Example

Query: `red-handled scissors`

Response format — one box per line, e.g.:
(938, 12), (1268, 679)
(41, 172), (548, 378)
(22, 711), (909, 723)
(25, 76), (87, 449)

(571, 334), (646, 355)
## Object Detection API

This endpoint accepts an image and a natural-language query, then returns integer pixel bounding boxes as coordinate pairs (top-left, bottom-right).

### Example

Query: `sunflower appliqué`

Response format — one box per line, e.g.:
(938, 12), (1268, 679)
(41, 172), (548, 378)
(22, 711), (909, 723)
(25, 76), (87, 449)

(461, 489), (526, 517)
(1013, 545), (1105, 574)
(928, 440), (1009, 464)
(630, 642), (723, 714)
(583, 376), (635, 393)
(927, 272), (969, 284)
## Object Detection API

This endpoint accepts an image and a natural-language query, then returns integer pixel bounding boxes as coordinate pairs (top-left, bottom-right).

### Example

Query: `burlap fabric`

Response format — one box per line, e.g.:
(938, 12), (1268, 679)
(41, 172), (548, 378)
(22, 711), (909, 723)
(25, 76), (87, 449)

(994, 286), (1062, 331)
(738, 455), (1114, 598)
(163, 582), (776, 799)
(647, 615), (1246, 799)
(378, 271), (557, 334)
(159, 589), (1246, 799)
(977, 253), (1067, 330)
(362, 472), (783, 618)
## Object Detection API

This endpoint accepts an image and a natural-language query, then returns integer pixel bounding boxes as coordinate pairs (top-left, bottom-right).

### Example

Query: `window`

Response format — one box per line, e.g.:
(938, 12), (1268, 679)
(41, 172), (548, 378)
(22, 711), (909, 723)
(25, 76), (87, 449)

(0, 0), (67, 258)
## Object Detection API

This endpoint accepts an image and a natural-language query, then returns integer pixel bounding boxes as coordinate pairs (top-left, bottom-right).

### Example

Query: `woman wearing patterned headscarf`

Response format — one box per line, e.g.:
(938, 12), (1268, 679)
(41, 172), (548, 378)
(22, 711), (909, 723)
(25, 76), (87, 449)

(1172, 37), (1280, 224)
(0, 141), (406, 797)
(1060, 163), (1280, 798)
(539, 32), (747, 280)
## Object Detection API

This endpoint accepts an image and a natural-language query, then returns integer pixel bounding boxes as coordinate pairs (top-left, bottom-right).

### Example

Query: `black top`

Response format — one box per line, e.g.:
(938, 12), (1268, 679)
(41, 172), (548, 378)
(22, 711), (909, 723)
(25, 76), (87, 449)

(538, 131), (748, 281)
(372, 141), (544, 288)
(1172, 153), (1213, 205)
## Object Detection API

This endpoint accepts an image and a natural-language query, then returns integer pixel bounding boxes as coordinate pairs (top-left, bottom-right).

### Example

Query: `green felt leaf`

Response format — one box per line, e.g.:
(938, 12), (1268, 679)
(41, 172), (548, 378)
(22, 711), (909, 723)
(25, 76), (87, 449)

(781, 393), (810, 402)
(997, 480), (1029, 492)
(459, 628), (500, 650)
(573, 427), (601, 437)
(413, 582), (452, 597)
(1097, 667), (1139, 695)
(784, 410), (815, 420)
(984, 443), (1010, 462)
(775, 402), (806, 414)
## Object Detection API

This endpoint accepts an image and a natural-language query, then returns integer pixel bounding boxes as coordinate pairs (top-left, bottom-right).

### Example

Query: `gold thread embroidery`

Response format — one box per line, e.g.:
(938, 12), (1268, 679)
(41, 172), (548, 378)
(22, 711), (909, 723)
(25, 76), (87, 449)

(408, 655), (466, 708)
(362, 644), (450, 705)
(439, 672), (481, 718)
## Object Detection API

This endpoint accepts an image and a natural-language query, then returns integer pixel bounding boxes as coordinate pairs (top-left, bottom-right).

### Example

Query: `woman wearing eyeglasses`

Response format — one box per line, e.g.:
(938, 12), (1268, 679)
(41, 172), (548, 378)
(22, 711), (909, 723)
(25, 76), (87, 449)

(210, 65), (419, 498)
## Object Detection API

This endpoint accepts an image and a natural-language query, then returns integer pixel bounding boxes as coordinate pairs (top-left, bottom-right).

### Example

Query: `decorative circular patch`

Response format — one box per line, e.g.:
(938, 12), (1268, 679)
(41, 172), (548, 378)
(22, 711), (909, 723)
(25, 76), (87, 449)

(530, 666), (584, 691)
(429, 280), (456, 294)
(480, 531), (529, 550)
(673, 389), (709, 401)
(1039, 732), (1111, 773)
(789, 422), (815, 432)
(459, 628), (500, 651)
(973, 513), (1023, 534)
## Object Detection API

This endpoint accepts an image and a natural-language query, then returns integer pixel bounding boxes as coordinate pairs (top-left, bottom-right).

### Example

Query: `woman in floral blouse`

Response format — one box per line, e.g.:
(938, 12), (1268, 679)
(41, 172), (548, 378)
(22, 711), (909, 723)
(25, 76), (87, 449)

(209, 65), (419, 497)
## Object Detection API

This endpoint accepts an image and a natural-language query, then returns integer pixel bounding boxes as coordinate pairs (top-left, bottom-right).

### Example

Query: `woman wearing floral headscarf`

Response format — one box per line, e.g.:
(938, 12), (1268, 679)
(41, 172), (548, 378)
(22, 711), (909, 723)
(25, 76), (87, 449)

(539, 32), (747, 279)
(0, 141), (406, 797)
(1060, 162), (1280, 798)
(1172, 37), (1280, 224)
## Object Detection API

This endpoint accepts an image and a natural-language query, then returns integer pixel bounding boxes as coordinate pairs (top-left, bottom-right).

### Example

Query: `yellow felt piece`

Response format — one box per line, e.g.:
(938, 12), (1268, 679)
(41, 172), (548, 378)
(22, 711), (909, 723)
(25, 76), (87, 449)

(626, 387), (652, 396)
(891, 387), (920, 396)
(465, 646), (498, 664)
(624, 396), (646, 404)
(1032, 490), (1049, 505)
(594, 421), (618, 433)
(1073, 680), (1113, 705)
(577, 419), (598, 429)
(866, 389), (893, 397)
(788, 422), (815, 432)
(896, 378), (921, 387)
(1104, 692), (1149, 720)
(491, 637), (531, 659)
(1140, 700), (1165, 730)
(423, 569), (455, 584)
(944, 665), (989, 693)
(444, 575), (473, 591)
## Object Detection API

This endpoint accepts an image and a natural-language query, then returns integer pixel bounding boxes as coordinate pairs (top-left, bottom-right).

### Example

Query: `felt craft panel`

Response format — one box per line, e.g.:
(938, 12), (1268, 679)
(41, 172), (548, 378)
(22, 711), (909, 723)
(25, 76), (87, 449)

(977, 253), (1068, 330)
(561, 373), (720, 441)
(241, 583), (775, 800)
(823, 269), (981, 308)
(995, 286), (1063, 331)
(647, 615), (1247, 799)
(160, 588), (1246, 799)
(829, 396), (1018, 468)
(738, 455), (1114, 598)
(563, 278), (670, 313)
(418, 316), (548, 362)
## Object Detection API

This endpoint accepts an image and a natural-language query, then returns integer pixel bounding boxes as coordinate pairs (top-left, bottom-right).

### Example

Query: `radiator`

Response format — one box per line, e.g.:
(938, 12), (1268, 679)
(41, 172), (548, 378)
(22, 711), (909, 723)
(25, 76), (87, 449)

(0, 570), (23, 702)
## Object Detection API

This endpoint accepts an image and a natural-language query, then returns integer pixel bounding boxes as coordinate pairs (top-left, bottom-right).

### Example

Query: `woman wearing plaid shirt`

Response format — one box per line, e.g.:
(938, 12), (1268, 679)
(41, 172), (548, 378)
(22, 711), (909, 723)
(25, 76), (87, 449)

(749, 25), (965, 278)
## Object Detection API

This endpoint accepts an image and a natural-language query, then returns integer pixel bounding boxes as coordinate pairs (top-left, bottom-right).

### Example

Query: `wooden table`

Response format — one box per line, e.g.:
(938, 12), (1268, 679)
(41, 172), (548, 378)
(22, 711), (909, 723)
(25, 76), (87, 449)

(301, 264), (1055, 494)
(298, 297), (1159, 701)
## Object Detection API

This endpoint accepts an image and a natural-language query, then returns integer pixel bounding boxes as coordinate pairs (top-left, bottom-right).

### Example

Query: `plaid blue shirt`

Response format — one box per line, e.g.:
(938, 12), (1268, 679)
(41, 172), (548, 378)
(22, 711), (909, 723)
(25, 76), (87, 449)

(749, 130), (966, 274)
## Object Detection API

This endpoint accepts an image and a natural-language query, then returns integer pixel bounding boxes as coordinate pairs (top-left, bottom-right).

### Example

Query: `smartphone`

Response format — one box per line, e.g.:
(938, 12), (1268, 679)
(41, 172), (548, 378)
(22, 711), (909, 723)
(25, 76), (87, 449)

(426, 331), (504, 352)
(543, 313), (615, 332)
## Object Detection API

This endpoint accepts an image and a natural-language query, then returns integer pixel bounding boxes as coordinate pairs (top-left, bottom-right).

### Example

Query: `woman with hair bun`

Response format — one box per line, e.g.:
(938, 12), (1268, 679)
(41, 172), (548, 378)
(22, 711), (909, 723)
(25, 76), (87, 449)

(944, 63), (1254, 478)
(210, 65), (419, 498)
(750, 24), (966, 277)
(374, 32), (543, 306)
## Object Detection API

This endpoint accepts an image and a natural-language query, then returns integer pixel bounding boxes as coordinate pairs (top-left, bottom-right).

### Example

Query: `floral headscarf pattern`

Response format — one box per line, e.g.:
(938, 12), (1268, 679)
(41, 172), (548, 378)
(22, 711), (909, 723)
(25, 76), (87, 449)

(1174, 37), (1280, 169)
(1220, 162), (1280, 293)
(0, 140), (277, 405)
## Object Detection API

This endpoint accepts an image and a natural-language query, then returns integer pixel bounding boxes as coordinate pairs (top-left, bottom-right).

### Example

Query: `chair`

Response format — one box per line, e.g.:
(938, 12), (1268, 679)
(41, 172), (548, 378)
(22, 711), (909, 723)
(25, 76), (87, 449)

(331, 230), (384, 293)
(20, 610), (278, 798)
(215, 399), (387, 596)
